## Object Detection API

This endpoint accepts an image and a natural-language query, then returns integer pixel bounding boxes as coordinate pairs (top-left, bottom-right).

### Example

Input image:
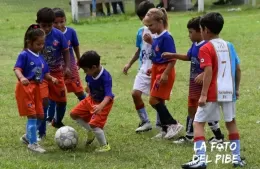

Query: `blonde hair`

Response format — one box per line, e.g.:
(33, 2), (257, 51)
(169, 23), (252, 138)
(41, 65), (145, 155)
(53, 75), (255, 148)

(145, 8), (168, 30)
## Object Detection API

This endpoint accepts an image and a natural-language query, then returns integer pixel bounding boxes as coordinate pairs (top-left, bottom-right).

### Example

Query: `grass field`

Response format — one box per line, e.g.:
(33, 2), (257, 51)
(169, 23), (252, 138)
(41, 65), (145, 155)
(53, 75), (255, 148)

(0, 0), (260, 168)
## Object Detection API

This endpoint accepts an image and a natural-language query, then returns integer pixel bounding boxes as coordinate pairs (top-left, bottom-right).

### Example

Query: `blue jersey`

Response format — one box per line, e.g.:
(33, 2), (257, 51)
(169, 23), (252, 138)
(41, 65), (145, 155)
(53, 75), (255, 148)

(136, 27), (144, 68)
(150, 31), (176, 64)
(85, 67), (114, 102)
(14, 49), (49, 83)
(42, 28), (68, 72)
(64, 27), (79, 61)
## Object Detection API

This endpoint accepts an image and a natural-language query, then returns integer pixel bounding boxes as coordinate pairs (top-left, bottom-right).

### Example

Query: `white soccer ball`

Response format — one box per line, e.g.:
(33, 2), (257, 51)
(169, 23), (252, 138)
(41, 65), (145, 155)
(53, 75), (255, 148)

(55, 126), (78, 150)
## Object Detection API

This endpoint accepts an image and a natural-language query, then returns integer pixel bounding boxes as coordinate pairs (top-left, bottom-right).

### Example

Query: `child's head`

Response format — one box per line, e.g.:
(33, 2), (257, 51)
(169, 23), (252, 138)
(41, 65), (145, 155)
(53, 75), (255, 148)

(143, 8), (168, 34)
(136, 1), (155, 21)
(187, 16), (202, 43)
(53, 8), (66, 32)
(78, 51), (101, 76)
(24, 24), (45, 53)
(36, 7), (55, 34)
(200, 12), (224, 40)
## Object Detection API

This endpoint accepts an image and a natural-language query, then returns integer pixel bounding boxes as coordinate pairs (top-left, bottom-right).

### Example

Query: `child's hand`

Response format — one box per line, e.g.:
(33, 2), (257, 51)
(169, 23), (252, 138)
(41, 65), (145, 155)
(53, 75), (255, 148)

(20, 77), (30, 86)
(161, 52), (175, 59)
(194, 73), (204, 85)
(198, 95), (207, 107)
(51, 77), (59, 84)
(146, 69), (152, 76)
(64, 67), (71, 78)
(85, 86), (90, 93)
(143, 33), (153, 45)
(236, 90), (239, 100)
(123, 63), (131, 75)
(93, 104), (103, 114)
(159, 73), (168, 84)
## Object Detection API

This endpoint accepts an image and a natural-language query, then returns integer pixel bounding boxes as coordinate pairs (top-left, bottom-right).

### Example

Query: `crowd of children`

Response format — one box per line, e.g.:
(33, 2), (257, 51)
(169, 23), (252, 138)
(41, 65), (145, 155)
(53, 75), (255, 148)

(13, 1), (245, 168)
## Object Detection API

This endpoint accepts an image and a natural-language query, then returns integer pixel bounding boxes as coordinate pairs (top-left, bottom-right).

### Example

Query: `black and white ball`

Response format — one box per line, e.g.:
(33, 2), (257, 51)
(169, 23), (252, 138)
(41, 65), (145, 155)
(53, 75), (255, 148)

(55, 126), (78, 150)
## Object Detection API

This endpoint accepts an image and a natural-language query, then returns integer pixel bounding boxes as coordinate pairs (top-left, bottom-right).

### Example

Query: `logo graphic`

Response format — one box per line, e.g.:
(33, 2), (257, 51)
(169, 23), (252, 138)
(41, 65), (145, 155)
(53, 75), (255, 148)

(53, 40), (59, 46)
(30, 62), (34, 65)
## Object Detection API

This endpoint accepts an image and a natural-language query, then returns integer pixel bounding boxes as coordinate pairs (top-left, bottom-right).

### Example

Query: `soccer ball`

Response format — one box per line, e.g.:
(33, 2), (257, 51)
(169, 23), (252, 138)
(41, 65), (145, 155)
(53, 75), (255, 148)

(54, 126), (78, 150)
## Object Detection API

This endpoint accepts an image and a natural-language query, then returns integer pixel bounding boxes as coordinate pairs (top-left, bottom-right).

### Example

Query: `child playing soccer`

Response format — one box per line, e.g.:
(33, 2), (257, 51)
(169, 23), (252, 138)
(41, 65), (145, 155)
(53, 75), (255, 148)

(143, 8), (183, 139)
(123, 1), (161, 132)
(37, 7), (71, 140)
(70, 50), (114, 152)
(181, 12), (245, 169)
(162, 17), (224, 144)
(46, 8), (86, 126)
(16, 24), (58, 153)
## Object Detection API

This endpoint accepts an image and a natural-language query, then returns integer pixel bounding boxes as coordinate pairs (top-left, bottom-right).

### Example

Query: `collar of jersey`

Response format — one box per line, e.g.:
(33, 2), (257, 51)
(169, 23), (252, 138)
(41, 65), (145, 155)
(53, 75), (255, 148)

(155, 30), (167, 38)
(92, 66), (104, 80)
(63, 27), (68, 34)
(195, 40), (205, 46)
(27, 49), (39, 57)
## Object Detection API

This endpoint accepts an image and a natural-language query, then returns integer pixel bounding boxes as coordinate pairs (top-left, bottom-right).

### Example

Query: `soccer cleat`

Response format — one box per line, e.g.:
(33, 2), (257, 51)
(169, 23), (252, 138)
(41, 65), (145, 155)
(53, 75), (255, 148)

(51, 120), (65, 129)
(28, 143), (46, 153)
(233, 157), (246, 167)
(181, 157), (207, 169)
(151, 131), (166, 140)
(86, 131), (95, 145)
(135, 122), (152, 133)
(173, 136), (193, 144)
(95, 144), (111, 152)
(20, 134), (29, 145)
(164, 123), (184, 139)
(208, 135), (224, 144)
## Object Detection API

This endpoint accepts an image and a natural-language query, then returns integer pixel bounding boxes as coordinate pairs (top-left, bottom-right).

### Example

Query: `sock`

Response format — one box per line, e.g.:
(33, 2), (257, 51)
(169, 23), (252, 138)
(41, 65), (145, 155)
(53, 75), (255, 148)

(186, 116), (194, 139)
(27, 119), (37, 144)
(194, 136), (206, 162)
(155, 111), (161, 127)
(208, 121), (223, 139)
(77, 93), (86, 101)
(136, 104), (149, 123)
(153, 101), (177, 125)
(93, 127), (107, 146)
(48, 100), (56, 120)
(38, 106), (48, 136)
(229, 133), (241, 162)
(76, 119), (92, 131)
(55, 104), (66, 124)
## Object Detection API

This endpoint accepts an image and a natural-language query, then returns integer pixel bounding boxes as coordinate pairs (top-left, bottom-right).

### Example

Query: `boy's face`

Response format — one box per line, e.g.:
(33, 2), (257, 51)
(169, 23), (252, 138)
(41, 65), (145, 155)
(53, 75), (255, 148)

(188, 28), (202, 42)
(200, 26), (209, 40)
(39, 22), (53, 34)
(82, 66), (98, 76)
(53, 17), (66, 31)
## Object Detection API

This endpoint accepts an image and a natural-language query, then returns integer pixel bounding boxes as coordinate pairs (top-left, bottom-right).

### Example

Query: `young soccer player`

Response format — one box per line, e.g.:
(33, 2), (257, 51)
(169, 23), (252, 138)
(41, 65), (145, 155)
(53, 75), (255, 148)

(37, 7), (71, 139)
(162, 17), (224, 144)
(181, 12), (245, 169)
(15, 24), (57, 153)
(143, 8), (183, 139)
(70, 50), (114, 152)
(123, 1), (161, 132)
(46, 8), (86, 126)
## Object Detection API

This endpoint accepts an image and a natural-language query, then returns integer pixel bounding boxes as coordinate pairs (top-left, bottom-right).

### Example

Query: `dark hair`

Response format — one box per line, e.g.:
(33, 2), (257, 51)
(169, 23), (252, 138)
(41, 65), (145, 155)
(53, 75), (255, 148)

(53, 8), (66, 18)
(136, 0), (155, 19)
(200, 12), (224, 34)
(187, 16), (201, 32)
(78, 50), (100, 68)
(24, 24), (45, 49)
(36, 7), (55, 23)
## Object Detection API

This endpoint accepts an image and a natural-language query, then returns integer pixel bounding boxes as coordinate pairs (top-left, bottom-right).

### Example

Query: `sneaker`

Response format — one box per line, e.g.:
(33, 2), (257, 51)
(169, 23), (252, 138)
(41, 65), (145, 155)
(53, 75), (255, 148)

(28, 143), (46, 153)
(164, 123), (184, 139)
(20, 134), (29, 145)
(233, 157), (246, 167)
(208, 135), (224, 144)
(135, 122), (152, 133)
(173, 136), (193, 144)
(52, 120), (65, 129)
(181, 157), (207, 169)
(86, 131), (95, 145)
(46, 117), (53, 126)
(151, 131), (166, 140)
(37, 134), (46, 142)
(95, 144), (111, 152)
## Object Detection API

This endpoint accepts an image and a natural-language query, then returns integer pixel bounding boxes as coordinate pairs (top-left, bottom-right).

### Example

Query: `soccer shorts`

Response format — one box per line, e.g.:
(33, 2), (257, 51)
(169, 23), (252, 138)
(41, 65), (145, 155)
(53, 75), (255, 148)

(133, 72), (151, 95)
(150, 63), (175, 100)
(70, 96), (113, 129)
(15, 81), (43, 117)
(64, 63), (84, 93)
(40, 80), (49, 99)
(194, 102), (236, 123)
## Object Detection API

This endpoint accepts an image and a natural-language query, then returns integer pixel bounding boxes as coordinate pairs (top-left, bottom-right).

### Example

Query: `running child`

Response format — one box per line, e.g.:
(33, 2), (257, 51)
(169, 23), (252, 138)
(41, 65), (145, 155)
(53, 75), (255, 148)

(70, 50), (114, 152)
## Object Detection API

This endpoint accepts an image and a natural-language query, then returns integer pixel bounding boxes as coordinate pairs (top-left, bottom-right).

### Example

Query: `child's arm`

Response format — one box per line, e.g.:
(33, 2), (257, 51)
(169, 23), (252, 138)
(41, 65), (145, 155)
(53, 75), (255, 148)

(44, 73), (58, 84)
(161, 52), (189, 61)
(235, 64), (241, 99)
(199, 66), (212, 106)
(93, 96), (111, 114)
(63, 49), (71, 77)
(195, 72), (204, 85)
(73, 46), (81, 62)
(123, 48), (140, 74)
(14, 69), (29, 86)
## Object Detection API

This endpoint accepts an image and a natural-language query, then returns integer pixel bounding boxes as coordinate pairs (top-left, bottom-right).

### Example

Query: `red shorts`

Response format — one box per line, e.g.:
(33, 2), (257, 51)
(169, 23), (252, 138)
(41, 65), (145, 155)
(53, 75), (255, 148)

(188, 97), (199, 108)
(40, 80), (49, 99)
(150, 63), (175, 100)
(64, 63), (84, 93)
(15, 82), (43, 117)
(70, 96), (113, 129)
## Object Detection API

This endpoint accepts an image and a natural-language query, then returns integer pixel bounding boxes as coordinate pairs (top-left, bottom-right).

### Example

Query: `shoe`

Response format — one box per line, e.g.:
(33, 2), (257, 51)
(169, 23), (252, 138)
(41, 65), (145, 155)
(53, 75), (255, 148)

(37, 134), (46, 142)
(95, 144), (111, 152)
(52, 120), (65, 129)
(181, 156), (207, 169)
(173, 136), (193, 144)
(135, 122), (152, 133)
(233, 157), (246, 167)
(208, 135), (224, 144)
(164, 123), (184, 139)
(46, 117), (53, 126)
(151, 130), (166, 139)
(28, 143), (46, 153)
(20, 134), (29, 145)
(86, 131), (95, 145)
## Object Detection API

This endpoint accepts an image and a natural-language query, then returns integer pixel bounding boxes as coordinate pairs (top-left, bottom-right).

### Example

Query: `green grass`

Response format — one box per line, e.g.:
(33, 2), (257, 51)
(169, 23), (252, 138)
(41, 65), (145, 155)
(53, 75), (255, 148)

(1, 0), (260, 168)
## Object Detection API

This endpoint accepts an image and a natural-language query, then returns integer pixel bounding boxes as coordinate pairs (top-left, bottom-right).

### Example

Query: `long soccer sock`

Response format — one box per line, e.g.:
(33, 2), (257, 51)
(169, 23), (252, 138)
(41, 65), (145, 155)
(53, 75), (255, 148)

(194, 136), (206, 162)
(186, 116), (194, 139)
(55, 104), (66, 124)
(152, 101), (177, 125)
(229, 133), (241, 162)
(77, 93), (86, 101)
(136, 104), (149, 123)
(76, 118), (92, 131)
(48, 100), (56, 120)
(208, 121), (224, 139)
(27, 119), (37, 144)
(93, 127), (107, 146)
(155, 111), (161, 127)
(38, 106), (48, 136)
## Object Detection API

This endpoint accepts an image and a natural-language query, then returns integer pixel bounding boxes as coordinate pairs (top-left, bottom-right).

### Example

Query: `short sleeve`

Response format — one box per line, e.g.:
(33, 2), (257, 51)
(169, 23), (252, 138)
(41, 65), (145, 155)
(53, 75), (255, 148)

(162, 35), (176, 53)
(71, 29), (79, 47)
(199, 44), (213, 69)
(103, 74), (113, 98)
(14, 52), (27, 71)
(136, 28), (143, 48)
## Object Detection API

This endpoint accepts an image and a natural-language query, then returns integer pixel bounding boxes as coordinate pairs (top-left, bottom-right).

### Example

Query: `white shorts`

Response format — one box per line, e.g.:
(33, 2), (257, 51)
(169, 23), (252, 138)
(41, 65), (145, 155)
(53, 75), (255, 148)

(133, 72), (151, 95)
(194, 102), (236, 123)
